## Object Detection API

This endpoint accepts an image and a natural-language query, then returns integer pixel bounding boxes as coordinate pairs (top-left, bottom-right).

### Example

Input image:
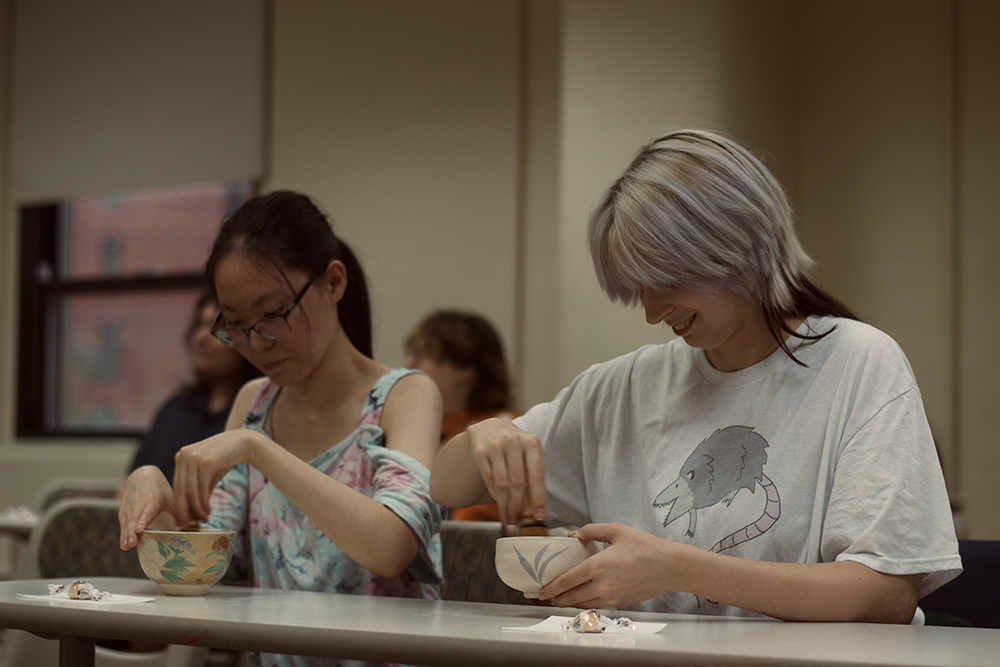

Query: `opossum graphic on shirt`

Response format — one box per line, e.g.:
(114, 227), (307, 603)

(653, 425), (780, 553)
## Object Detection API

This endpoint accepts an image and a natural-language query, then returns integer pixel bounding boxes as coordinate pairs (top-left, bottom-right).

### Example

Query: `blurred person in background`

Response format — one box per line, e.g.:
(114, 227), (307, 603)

(127, 291), (261, 482)
(405, 310), (518, 523)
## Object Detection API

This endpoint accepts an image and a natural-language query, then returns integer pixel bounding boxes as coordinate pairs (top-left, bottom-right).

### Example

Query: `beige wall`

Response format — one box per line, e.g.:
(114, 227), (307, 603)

(520, 0), (564, 407)
(267, 0), (521, 372)
(9, 0), (263, 203)
(0, 0), (267, 542)
(0, 0), (998, 540)
(0, 0), (13, 461)
(554, 0), (798, 390)
(957, 0), (1000, 539)
(794, 1), (956, 479)
(790, 0), (1000, 539)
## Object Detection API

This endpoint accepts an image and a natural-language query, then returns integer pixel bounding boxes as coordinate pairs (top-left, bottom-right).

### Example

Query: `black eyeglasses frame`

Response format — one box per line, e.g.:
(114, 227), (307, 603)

(210, 272), (321, 348)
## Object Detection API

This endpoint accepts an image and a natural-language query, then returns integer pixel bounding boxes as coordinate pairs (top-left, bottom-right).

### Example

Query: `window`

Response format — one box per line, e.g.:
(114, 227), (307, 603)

(17, 182), (254, 438)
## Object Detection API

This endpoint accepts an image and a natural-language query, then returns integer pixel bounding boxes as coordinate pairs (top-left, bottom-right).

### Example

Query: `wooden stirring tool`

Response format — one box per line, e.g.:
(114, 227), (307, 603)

(518, 494), (548, 536)
(518, 494), (553, 606)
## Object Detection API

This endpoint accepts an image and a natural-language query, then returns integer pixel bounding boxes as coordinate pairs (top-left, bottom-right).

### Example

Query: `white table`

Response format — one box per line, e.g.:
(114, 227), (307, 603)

(1, 577), (998, 667)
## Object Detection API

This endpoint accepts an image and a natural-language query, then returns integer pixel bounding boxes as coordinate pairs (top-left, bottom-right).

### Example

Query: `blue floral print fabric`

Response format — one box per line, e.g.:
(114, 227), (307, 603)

(206, 368), (443, 667)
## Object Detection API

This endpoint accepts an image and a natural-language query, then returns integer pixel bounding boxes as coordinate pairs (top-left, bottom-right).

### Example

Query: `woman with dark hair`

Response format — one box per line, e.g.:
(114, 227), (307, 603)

(128, 291), (260, 481)
(404, 310), (517, 522)
(120, 191), (443, 667)
(432, 131), (961, 623)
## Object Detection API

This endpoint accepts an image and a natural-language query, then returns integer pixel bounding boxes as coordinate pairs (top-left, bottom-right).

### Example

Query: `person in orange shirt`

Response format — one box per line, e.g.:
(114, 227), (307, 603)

(404, 310), (518, 522)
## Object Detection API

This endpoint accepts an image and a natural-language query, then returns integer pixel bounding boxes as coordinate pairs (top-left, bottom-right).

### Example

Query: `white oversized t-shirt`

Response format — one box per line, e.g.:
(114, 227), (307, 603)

(514, 316), (961, 616)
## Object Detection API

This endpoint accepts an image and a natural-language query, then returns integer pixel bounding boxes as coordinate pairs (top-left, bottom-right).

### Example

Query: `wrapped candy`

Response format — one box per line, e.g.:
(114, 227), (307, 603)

(562, 609), (635, 634)
(47, 580), (112, 601)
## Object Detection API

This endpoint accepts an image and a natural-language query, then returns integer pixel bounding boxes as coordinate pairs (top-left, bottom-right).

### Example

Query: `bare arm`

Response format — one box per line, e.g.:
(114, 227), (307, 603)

(172, 374), (443, 579)
(544, 522), (921, 623)
(250, 372), (442, 577)
(118, 378), (267, 549)
(429, 430), (491, 507)
(431, 418), (546, 525)
(377, 372), (441, 470)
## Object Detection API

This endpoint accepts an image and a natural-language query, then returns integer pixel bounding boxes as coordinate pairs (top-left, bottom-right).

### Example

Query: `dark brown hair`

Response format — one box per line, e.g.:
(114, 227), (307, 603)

(406, 310), (512, 412)
(204, 191), (373, 357)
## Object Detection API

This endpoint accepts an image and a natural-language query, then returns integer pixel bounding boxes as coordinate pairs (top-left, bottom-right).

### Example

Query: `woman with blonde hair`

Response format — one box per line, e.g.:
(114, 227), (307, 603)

(432, 130), (961, 622)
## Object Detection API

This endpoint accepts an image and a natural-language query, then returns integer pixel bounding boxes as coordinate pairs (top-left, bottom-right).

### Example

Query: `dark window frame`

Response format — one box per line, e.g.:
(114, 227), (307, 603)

(16, 193), (240, 439)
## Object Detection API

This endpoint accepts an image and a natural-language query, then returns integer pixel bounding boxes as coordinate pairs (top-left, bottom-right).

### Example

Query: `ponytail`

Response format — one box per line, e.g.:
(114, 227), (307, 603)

(205, 191), (374, 358)
(335, 241), (372, 357)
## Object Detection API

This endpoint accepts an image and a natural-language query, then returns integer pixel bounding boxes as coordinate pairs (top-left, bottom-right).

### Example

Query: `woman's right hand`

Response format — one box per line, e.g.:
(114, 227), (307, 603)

(118, 465), (174, 550)
(465, 418), (546, 525)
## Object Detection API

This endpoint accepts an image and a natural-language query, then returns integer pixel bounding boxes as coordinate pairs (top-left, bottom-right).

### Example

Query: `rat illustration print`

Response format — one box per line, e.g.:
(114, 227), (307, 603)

(653, 425), (780, 553)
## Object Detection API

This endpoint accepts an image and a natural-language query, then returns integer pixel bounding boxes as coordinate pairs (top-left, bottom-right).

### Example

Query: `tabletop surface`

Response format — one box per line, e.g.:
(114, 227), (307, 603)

(1, 578), (998, 667)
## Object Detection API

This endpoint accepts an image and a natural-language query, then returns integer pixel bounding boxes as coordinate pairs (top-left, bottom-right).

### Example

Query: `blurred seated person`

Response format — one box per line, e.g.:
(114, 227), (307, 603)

(128, 291), (261, 481)
(405, 310), (518, 522)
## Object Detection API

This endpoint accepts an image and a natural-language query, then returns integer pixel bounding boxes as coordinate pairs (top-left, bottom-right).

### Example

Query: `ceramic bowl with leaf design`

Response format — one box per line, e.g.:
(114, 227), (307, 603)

(137, 529), (236, 596)
(495, 536), (599, 598)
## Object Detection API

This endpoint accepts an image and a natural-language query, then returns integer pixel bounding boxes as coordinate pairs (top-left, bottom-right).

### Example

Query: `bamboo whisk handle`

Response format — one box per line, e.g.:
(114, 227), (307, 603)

(518, 494), (548, 536)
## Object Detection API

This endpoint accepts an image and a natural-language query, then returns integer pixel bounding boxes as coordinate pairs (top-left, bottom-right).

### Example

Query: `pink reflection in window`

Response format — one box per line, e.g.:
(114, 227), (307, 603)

(64, 182), (252, 279)
(59, 290), (204, 430)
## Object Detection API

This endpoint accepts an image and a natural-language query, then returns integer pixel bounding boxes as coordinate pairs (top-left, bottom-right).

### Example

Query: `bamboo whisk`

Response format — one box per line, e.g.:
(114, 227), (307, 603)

(518, 494), (548, 536)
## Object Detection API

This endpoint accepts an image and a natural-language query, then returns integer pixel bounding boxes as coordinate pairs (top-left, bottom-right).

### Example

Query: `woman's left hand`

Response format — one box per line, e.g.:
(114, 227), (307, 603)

(539, 522), (691, 609)
(172, 428), (260, 525)
(541, 523), (923, 622)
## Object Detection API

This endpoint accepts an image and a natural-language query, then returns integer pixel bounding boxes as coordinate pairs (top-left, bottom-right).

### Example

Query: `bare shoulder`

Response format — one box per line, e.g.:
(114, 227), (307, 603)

(225, 377), (270, 430)
(379, 372), (442, 466)
(382, 371), (441, 414)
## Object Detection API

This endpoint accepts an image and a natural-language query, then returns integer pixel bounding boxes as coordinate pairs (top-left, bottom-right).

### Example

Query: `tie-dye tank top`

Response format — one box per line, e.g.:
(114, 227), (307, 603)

(206, 367), (443, 667)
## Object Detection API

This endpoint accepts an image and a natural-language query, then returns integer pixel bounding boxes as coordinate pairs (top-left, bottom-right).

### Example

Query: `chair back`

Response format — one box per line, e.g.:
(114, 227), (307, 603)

(32, 476), (120, 513)
(921, 539), (1000, 628)
(19, 497), (145, 580)
(3, 497), (211, 667)
(440, 520), (531, 605)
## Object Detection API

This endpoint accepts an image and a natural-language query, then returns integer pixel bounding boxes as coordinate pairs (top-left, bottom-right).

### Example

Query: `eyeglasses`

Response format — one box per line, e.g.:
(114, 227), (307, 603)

(211, 273), (320, 348)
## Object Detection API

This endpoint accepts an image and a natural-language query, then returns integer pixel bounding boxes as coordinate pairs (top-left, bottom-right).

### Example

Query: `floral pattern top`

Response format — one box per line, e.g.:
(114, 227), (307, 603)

(206, 367), (443, 667)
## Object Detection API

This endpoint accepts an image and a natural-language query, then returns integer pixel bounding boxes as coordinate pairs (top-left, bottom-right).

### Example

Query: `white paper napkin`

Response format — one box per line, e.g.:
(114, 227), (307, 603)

(503, 615), (666, 635)
(17, 592), (154, 605)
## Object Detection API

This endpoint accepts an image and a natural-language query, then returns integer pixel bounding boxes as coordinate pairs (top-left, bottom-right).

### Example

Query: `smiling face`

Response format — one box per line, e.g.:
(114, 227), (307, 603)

(213, 253), (337, 386)
(639, 285), (776, 371)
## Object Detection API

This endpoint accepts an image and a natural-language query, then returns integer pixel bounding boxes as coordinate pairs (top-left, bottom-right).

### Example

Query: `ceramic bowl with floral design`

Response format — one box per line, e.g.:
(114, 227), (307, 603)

(137, 529), (236, 596)
(495, 536), (599, 598)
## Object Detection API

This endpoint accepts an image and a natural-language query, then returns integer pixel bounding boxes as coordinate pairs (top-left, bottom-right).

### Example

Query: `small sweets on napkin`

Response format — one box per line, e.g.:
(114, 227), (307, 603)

(49, 580), (111, 601)
(16, 580), (155, 605)
(562, 609), (634, 633)
(503, 610), (666, 635)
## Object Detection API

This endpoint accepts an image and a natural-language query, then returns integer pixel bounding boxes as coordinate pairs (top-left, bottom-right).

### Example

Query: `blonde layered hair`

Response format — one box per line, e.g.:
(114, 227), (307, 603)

(589, 130), (856, 363)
